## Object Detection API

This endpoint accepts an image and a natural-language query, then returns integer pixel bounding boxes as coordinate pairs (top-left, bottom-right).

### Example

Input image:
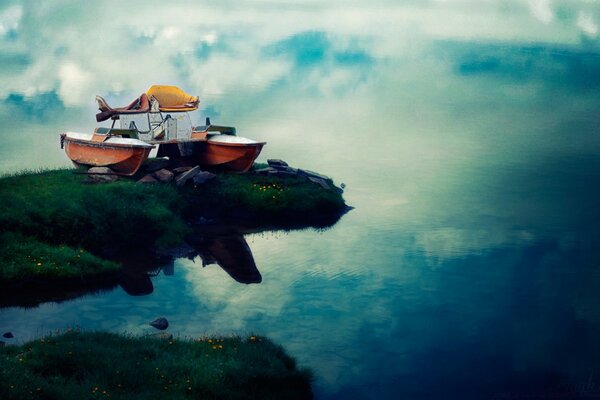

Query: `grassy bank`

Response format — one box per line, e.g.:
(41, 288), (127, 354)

(0, 169), (188, 285)
(0, 166), (346, 286)
(0, 331), (312, 400)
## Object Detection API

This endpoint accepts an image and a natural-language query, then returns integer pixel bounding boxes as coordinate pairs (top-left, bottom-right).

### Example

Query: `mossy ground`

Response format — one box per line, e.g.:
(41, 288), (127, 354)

(0, 165), (346, 284)
(0, 331), (312, 400)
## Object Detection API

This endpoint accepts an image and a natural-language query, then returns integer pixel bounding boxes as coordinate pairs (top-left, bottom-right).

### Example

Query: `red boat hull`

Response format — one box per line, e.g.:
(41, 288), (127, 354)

(195, 141), (265, 172)
(63, 135), (153, 176)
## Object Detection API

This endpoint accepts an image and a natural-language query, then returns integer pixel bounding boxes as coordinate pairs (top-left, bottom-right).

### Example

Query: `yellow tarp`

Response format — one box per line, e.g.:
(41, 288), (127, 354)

(146, 85), (199, 112)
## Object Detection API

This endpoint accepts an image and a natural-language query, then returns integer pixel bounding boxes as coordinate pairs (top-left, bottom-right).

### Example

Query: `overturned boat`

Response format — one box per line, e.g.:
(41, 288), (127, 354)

(60, 130), (154, 176)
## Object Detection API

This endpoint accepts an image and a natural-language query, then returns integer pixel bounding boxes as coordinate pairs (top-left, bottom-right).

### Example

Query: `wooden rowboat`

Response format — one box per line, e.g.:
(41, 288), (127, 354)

(60, 131), (154, 176)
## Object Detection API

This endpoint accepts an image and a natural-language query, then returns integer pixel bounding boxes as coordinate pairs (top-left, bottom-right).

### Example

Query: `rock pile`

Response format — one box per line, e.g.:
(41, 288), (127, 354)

(84, 158), (342, 193)
(256, 159), (343, 193)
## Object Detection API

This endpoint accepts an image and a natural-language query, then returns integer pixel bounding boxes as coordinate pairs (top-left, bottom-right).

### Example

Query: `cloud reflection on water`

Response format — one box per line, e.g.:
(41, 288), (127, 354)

(2, 1), (600, 398)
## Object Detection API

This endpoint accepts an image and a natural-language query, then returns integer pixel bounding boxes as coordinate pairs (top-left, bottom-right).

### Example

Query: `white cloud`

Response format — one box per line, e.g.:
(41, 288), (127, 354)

(58, 63), (93, 107)
(530, 0), (554, 24)
(0, 5), (22, 36)
(577, 11), (598, 36)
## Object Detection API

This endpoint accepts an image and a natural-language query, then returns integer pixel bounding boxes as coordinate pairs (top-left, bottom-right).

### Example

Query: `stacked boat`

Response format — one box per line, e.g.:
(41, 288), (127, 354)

(60, 85), (266, 175)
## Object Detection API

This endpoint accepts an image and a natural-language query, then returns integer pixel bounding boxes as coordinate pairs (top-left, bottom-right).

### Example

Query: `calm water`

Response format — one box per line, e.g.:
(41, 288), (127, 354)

(2, 2), (600, 398)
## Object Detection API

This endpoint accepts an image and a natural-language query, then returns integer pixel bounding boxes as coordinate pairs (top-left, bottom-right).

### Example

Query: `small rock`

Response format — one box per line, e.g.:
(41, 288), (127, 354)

(87, 167), (119, 183)
(150, 317), (169, 330)
(340, 183), (346, 189)
(153, 168), (174, 183)
(308, 176), (331, 190)
(144, 158), (170, 173)
(267, 159), (289, 167)
(146, 332), (173, 340)
(137, 174), (158, 184)
(298, 169), (330, 181)
(272, 170), (298, 178)
(255, 167), (279, 175)
(171, 166), (193, 174)
(193, 171), (216, 185)
(175, 165), (201, 187)
(3, 332), (13, 339)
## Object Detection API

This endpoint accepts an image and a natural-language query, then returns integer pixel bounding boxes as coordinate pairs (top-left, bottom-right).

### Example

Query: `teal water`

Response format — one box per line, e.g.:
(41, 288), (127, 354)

(2, 2), (600, 398)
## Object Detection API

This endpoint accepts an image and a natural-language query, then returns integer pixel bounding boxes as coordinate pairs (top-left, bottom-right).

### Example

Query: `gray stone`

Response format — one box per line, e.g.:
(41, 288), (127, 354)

(2, 332), (13, 339)
(308, 176), (332, 190)
(87, 167), (119, 183)
(175, 165), (201, 187)
(171, 166), (193, 174)
(150, 317), (169, 330)
(193, 171), (216, 185)
(272, 170), (298, 178)
(144, 158), (170, 173)
(153, 168), (174, 183)
(267, 159), (288, 167)
(146, 332), (173, 340)
(298, 169), (330, 181)
(137, 174), (158, 184)
(255, 167), (279, 175)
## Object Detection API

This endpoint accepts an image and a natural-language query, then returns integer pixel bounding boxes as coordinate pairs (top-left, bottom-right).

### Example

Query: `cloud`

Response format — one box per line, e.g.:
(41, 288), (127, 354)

(530, 0), (554, 23)
(577, 11), (598, 37)
(58, 63), (93, 107)
(0, 5), (22, 37)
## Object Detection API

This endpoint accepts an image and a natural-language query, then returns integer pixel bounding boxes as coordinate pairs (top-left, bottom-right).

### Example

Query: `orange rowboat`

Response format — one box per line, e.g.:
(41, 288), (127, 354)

(193, 133), (266, 172)
(60, 131), (154, 176)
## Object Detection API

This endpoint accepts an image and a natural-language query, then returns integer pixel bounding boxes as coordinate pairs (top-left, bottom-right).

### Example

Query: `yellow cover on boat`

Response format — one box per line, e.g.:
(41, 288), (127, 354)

(146, 85), (199, 111)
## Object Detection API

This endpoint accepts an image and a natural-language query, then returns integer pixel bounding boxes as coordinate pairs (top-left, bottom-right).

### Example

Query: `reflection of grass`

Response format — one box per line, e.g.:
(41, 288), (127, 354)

(0, 331), (312, 400)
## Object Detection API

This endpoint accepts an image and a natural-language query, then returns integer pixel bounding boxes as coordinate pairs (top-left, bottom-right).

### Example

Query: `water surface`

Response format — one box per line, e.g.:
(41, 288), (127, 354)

(2, 2), (600, 399)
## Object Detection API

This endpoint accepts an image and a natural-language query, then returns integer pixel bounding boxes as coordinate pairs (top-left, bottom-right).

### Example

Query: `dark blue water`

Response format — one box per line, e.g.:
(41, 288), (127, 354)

(2, 2), (600, 398)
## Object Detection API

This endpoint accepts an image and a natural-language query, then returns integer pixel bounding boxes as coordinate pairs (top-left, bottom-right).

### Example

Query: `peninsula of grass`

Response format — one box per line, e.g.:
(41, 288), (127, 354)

(0, 164), (346, 287)
(0, 331), (312, 400)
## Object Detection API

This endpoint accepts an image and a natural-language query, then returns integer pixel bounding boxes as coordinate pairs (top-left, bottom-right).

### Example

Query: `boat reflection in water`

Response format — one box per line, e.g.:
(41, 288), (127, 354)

(184, 226), (262, 284)
(118, 225), (261, 297)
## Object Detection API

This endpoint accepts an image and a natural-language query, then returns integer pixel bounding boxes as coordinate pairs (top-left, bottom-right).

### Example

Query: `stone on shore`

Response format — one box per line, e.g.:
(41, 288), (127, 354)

(87, 167), (119, 183)
(267, 159), (289, 168)
(297, 168), (330, 181)
(143, 158), (170, 173)
(171, 166), (193, 174)
(308, 176), (331, 190)
(150, 317), (169, 330)
(153, 168), (174, 183)
(3, 332), (14, 339)
(137, 174), (158, 184)
(175, 165), (201, 187)
(193, 171), (216, 185)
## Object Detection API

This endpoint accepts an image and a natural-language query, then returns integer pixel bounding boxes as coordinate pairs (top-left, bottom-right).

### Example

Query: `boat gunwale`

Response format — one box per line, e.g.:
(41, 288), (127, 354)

(63, 136), (155, 150)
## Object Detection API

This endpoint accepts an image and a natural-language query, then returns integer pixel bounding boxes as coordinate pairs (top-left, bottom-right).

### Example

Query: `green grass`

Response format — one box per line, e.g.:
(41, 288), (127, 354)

(0, 165), (346, 285)
(185, 172), (346, 226)
(0, 169), (189, 284)
(0, 232), (119, 281)
(0, 331), (312, 400)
